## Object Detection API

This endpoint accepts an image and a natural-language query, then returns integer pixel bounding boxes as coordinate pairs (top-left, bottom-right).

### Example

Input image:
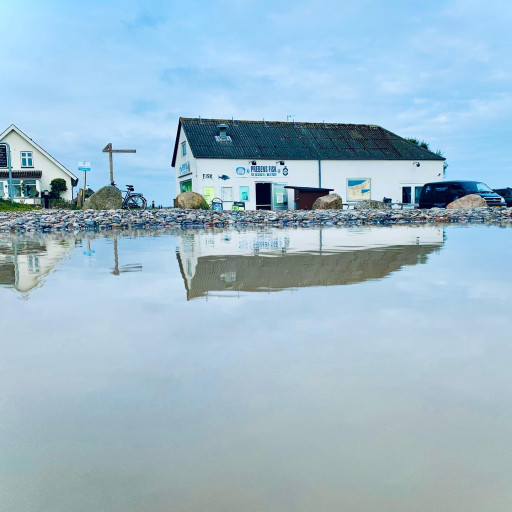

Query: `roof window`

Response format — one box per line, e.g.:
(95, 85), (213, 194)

(215, 123), (232, 142)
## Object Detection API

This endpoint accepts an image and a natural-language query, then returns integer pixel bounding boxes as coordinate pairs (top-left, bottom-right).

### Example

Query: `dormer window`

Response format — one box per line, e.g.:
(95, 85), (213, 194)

(21, 151), (33, 167)
(181, 141), (187, 157)
(215, 123), (232, 142)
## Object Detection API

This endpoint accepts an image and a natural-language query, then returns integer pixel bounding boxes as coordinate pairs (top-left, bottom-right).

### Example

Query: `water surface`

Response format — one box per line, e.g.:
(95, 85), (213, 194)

(1, 224), (512, 511)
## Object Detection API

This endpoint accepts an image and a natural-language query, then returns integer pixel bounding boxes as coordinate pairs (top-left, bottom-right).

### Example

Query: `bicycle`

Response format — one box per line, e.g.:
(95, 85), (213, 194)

(118, 184), (147, 210)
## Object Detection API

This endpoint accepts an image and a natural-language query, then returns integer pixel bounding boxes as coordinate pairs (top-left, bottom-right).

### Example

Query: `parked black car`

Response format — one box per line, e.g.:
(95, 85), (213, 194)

(493, 187), (512, 207)
(419, 181), (506, 209)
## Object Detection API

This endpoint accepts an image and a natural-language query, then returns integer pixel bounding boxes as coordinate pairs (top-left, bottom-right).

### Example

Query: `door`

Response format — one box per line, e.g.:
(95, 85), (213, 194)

(402, 186), (412, 204)
(256, 183), (272, 210)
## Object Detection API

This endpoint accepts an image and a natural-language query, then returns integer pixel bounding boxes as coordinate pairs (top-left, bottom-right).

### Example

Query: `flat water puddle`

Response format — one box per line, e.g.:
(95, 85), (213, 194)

(1, 224), (512, 511)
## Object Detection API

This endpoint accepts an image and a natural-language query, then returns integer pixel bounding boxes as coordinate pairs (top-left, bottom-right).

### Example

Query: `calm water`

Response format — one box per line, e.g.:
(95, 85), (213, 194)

(1, 224), (512, 511)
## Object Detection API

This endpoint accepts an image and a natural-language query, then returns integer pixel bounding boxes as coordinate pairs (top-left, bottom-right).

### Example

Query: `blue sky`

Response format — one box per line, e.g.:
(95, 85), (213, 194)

(1, 0), (511, 204)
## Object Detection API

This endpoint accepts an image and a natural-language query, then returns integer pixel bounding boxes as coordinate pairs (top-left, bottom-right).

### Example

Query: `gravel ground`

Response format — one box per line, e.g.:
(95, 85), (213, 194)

(1, 207), (512, 232)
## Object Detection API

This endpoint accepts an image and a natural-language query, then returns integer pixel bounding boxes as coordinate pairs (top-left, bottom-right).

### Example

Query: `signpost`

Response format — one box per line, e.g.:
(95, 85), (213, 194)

(102, 143), (136, 185)
(78, 161), (91, 206)
(0, 142), (13, 199)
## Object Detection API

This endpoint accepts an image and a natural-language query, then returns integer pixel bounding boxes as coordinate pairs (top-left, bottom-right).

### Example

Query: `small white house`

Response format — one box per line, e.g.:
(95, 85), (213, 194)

(0, 124), (77, 204)
(171, 118), (446, 209)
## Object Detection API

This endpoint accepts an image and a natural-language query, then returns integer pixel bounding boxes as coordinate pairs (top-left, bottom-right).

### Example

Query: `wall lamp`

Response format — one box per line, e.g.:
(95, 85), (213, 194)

(251, 160), (257, 165)
(277, 161), (285, 165)
(413, 161), (420, 167)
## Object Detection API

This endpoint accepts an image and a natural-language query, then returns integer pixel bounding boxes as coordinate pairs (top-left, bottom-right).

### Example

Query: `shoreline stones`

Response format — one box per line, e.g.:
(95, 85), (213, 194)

(0, 207), (512, 233)
(83, 185), (122, 210)
(312, 193), (343, 210)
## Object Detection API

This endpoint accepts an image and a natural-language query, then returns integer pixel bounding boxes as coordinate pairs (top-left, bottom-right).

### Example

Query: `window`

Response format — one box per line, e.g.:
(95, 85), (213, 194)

(221, 187), (233, 201)
(347, 178), (371, 201)
(181, 141), (187, 157)
(414, 186), (422, 204)
(21, 151), (33, 167)
(23, 179), (38, 198)
(11, 179), (22, 197)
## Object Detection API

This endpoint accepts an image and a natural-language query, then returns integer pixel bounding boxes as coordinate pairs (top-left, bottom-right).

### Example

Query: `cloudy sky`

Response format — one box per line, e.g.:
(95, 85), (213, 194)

(1, 0), (511, 204)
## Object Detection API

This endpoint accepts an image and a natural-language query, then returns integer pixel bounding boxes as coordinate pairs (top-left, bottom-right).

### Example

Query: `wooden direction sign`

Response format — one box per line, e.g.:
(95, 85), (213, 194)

(102, 143), (136, 185)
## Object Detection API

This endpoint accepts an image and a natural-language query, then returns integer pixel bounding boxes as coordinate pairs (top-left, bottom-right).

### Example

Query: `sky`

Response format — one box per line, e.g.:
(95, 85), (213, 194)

(1, 0), (512, 205)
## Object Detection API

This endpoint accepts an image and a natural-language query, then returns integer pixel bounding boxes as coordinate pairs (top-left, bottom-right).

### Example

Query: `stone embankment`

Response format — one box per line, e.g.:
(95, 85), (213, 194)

(1, 207), (512, 233)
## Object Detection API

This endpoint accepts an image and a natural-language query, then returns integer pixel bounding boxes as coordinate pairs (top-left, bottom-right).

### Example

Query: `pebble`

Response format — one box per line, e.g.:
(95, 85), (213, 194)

(0, 207), (511, 233)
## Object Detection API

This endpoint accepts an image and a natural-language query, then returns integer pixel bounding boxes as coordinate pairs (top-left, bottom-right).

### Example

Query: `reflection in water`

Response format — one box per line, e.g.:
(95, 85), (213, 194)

(111, 237), (143, 275)
(2, 225), (512, 512)
(0, 234), (76, 298)
(177, 226), (444, 300)
(0, 233), (144, 298)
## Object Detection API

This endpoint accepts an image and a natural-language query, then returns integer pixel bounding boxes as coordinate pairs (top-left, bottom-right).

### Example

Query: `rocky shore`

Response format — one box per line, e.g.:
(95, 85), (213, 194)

(1, 207), (512, 232)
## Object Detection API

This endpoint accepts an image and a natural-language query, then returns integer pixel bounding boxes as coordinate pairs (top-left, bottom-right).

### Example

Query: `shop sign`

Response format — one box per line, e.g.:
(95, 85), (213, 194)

(0, 145), (7, 168)
(202, 173), (213, 179)
(179, 162), (191, 176)
(235, 165), (289, 177)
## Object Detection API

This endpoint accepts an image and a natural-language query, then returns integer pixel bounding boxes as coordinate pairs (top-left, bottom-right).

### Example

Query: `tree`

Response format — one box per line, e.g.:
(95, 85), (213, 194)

(406, 138), (448, 176)
(50, 178), (68, 199)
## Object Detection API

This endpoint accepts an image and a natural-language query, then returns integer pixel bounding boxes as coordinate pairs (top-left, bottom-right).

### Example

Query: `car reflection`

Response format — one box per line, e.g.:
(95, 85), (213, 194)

(176, 226), (445, 300)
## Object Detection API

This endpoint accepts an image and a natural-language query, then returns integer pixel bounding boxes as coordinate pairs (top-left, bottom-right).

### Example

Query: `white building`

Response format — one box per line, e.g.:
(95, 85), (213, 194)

(171, 118), (445, 210)
(0, 124), (77, 204)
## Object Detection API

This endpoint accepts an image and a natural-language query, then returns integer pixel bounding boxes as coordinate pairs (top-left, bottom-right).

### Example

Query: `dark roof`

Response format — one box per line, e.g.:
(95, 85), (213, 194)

(0, 170), (42, 179)
(172, 117), (445, 165)
(177, 243), (441, 300)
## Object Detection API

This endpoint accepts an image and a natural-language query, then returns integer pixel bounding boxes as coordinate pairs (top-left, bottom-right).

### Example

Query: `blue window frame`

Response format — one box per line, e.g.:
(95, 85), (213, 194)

(21, 151), (33, 167)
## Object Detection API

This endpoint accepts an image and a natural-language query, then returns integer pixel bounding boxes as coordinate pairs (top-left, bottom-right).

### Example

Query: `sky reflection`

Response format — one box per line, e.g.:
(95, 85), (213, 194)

(1, 225), (512, 512)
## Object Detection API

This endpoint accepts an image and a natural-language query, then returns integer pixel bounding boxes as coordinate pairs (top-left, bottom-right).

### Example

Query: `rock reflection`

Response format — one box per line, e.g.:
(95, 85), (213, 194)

(177, 226), (444, 300)
(0, 234), (77, 299)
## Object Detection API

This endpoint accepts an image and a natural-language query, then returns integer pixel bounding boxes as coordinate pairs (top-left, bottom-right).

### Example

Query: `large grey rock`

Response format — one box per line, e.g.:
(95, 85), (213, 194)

(175, 191), (209, 209)
(312, 193), (343, 210)
(83, 186), (122, 210)
(354, 200), (391, 210)
(447, 194), (487, 209)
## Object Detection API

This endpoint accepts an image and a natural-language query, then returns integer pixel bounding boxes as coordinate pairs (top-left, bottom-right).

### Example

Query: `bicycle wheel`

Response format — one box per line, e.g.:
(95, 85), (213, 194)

(126, 195), (147, 210)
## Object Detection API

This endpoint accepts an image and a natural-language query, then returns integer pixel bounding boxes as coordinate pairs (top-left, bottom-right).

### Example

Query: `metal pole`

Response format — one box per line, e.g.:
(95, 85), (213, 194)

(0, 142), (13, 200)
(318, 160), (322, 188)
(82, 170), (87, 206)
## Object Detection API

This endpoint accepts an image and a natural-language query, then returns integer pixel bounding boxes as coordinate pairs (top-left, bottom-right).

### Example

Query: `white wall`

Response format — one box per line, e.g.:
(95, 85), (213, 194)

(1, 129), (75, 201)
(174, 131), (445, 209)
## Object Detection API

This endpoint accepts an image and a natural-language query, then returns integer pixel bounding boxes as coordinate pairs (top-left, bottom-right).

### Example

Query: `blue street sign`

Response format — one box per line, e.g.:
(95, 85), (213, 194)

(78, 161), (91, 172)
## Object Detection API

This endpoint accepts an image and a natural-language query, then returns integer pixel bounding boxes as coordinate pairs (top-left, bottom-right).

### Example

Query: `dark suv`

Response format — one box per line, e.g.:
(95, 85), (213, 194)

(493, 188), (512, 207)
(419, 181), (505, 209)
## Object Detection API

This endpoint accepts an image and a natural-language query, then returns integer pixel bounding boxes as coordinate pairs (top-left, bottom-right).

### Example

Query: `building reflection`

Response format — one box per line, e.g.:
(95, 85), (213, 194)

(176, 226), (445, 300)
(0, 235), (77, 299)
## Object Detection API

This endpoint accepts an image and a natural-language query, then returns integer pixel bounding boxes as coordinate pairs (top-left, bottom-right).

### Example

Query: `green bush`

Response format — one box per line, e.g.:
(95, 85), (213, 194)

(50, 178), (68, 199)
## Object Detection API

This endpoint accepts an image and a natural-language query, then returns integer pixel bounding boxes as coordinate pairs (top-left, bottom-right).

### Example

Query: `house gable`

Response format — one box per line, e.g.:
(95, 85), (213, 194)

(0, 124), (78, 184)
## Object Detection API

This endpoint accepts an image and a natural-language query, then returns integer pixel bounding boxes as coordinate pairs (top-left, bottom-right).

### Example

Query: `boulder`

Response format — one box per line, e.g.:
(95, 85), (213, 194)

(354, 200), (391, 210)
(82, 186), (122, 210)
(175, 191), (209, 209)
(312, 193), (343, 210)
(447, 194), (487, 209)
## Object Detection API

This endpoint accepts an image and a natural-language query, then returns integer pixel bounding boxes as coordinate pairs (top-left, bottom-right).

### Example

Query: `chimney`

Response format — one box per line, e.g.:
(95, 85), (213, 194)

(217, 123), (228, 140)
